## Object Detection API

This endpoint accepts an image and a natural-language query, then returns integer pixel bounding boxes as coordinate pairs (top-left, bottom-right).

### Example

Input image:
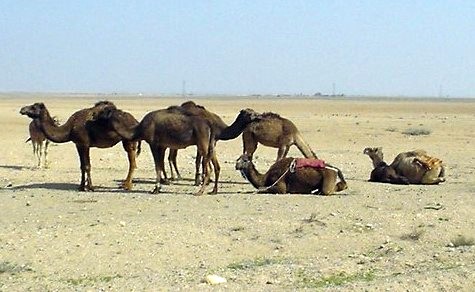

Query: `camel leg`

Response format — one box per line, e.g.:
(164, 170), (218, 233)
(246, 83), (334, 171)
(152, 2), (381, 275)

(259, 181), (286, 194)
(150, 144), (166, 194)
(34, 142), (41, 167)
(421, 167), (445, 184)
(208, 152), (220, 194)
(44, 140), (50, 168)
(121, 141), (137, 190)
(276, 146), (290, 161)
(242, 131), (257, 161)
(320, 169), (338, 195)
(194, 136), (213, 196)
(168, 149), (181, 181)
(76, 145), (93, 191)
(194, 151), (202, 186)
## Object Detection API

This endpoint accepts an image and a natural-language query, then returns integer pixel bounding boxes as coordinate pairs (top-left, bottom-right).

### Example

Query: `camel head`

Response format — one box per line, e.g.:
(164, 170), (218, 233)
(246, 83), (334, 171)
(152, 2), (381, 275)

(91, 101), (118, 121)
(238, 108), (260, 123)
(20, 103), (46, 119)
(235, 154), (253, 170)
(363, 147), (384, 160)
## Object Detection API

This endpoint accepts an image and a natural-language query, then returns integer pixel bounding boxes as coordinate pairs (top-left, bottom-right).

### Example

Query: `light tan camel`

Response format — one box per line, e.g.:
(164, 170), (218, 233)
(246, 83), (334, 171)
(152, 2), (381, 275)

(20, 101), (140, 191)
(235, 154), (347, 195)
(364, 147), (445, 185)
(222, 111), (317, 161)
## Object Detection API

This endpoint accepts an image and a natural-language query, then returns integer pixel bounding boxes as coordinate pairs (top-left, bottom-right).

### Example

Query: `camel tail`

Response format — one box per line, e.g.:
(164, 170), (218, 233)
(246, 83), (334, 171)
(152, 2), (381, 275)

(25, 137), (32, 143)
(136, 141), (142, 157)
(326, 163), (347, 184)
(294, 132), (318, 159)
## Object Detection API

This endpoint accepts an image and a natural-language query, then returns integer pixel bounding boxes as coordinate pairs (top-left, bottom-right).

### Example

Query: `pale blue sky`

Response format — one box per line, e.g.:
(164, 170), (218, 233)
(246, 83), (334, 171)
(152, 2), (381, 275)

(1, 1), (474, 97)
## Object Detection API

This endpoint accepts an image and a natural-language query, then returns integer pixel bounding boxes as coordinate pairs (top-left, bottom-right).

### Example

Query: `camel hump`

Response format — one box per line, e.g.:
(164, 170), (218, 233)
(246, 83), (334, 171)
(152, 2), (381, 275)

(415, 155), (443, 169)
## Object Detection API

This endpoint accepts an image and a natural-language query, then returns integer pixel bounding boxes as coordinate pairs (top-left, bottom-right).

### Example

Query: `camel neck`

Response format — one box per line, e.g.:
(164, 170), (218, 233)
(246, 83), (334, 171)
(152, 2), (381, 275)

(241, 162), (266, 189)
(39, 109), (71, 143)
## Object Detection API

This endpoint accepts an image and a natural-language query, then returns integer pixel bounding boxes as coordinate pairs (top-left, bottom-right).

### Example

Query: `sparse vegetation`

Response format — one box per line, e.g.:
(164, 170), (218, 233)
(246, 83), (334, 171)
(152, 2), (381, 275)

(450, 235), (475, 247)
(295, 269), (376, 288)
(0, 261), (33, 274)
(385, 127), (397, 132)
(402, 127), (432, 136)
(400, 228), (424, 241)
(65, 274), (122, 286)
(227, 257), (282, 270)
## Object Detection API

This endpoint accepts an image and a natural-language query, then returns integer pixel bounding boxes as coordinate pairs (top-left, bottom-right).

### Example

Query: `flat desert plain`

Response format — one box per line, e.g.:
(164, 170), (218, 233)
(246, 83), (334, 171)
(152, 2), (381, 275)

(0, 95), (474, 291)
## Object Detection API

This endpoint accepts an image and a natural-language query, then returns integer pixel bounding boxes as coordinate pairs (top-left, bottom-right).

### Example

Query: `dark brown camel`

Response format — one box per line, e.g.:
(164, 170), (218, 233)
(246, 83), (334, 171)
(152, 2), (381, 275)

(363, 147), (445, 185)
(92, 103), (259, 195)
(221, 111), (317, 161)
(235, 154), (347, 195)
(20, 101), (140, 191)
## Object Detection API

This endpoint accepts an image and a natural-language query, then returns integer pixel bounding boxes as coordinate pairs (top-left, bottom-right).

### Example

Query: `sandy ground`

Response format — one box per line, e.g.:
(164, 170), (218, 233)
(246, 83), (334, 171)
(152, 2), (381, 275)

(0, 95), (474, 291)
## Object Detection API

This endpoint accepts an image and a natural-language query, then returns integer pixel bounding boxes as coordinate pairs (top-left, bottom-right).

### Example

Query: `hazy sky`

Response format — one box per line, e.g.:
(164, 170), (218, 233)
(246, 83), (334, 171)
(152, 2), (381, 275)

(1, 1), (474, 97)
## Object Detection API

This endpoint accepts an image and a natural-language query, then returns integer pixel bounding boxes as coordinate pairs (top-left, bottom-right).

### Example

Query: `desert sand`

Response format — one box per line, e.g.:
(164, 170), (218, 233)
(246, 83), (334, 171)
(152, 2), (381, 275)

(1, 95), (474, 290)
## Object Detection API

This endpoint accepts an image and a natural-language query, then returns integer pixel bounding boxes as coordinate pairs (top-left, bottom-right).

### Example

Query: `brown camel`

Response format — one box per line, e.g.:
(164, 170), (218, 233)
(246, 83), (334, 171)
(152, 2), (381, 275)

(26, 119), (50, 168)
(221, 111), (317, 161)
(363, 147), (445, 185)
(92, 103), (259, 195)
(235, 154), (347, 195)
(19, 101), (140, 191)
(164, 101), (256, 184)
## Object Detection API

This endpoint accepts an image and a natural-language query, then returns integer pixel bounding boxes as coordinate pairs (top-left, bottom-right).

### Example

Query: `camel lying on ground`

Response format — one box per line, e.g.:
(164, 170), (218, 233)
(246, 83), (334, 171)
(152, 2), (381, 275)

(20, 101), (140, 191)
(220, 111), (317, 161)
(363, 147), (445, 185)
(235, 154), (347, 195)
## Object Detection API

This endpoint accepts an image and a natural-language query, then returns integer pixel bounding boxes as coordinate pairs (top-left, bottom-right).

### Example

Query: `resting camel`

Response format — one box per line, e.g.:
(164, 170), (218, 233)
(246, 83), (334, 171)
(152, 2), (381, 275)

(363, 147), (445, 185)
(92, 103), (259, 195)
(220, 111), (317, 161)
(20, 101), (140, 191)
(235, 154), (347, 195)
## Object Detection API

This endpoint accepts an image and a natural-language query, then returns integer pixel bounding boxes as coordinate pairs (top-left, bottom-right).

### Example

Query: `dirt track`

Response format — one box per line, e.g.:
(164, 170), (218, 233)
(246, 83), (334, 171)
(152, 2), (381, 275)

(1, 96), (474, 290)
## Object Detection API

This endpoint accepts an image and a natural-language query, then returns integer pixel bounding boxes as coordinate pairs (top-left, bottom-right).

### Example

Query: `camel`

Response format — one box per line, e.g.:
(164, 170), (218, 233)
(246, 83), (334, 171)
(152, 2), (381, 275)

(363, 147), (445, 185)
(235, 154), (347, 195)
(92, 102), (259, 195)
(26, 119), (50, 168)
(163, 101), (260, 185)
(220, 111), (317, 161)
(20, 101), (140, 191)
(163, 101), (229, 184)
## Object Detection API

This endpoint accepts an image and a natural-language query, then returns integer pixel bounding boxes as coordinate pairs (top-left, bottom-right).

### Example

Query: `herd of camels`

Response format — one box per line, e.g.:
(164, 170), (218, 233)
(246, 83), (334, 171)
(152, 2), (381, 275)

(19, 100), (446, 195)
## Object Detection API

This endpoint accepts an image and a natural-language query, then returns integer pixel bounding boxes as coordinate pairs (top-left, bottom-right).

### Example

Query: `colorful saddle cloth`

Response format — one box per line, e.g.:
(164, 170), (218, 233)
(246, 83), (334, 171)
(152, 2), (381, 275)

(293, 158), (326, 170)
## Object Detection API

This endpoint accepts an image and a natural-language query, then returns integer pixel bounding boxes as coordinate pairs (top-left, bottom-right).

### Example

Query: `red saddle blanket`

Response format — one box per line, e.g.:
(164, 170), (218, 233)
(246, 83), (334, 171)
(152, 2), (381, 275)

(294, 158), (326, 169)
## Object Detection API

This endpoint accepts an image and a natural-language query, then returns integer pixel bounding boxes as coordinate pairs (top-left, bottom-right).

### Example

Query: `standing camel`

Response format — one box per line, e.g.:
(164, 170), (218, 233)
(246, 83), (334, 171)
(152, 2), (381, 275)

(26, 119), (50, 168)
(235, 154), (347, 195)
(92, 103), (259, 195)
(363, 147), (445, 185)
(20, 101), (140, 191)
(220, 111), (317, 161)
(164, 101), (259, 184)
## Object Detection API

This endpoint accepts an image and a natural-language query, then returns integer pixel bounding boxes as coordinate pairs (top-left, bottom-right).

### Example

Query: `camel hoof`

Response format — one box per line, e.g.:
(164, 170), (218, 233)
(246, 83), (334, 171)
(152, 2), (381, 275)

(193, 191), (204, 196)
(150, 187), (161, 194)
(208, 190), (218, 195)
(121, 184), (133, 191)
(160, 178), (171, 185)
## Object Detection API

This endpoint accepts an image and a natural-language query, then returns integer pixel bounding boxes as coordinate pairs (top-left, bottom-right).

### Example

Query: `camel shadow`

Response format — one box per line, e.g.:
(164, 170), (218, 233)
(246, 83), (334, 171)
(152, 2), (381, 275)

(0, 164), (28, 171)
(9, 183), (144, 193)
(10, 182), (78, 191)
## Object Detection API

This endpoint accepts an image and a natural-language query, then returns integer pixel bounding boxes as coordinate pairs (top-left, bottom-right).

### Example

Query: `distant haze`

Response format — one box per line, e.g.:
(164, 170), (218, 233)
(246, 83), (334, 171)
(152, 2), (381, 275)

(1, 1), (474, 97)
